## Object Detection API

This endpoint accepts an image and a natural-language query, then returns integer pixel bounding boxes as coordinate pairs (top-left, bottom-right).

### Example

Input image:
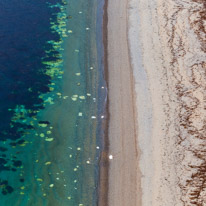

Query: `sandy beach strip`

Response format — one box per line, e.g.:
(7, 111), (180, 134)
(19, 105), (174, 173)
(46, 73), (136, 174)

(100, 0), (142, 205)
(100, 0), (206, 204)
(101, 0), (206, 205)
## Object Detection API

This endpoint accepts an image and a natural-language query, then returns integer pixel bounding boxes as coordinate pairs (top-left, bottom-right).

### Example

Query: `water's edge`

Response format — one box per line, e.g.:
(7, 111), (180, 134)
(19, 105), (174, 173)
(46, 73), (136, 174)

(97, 0), (109, 204)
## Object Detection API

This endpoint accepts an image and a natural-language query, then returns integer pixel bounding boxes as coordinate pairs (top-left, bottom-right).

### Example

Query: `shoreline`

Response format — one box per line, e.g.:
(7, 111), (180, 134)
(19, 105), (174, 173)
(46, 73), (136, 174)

(98, 0), (109, 204)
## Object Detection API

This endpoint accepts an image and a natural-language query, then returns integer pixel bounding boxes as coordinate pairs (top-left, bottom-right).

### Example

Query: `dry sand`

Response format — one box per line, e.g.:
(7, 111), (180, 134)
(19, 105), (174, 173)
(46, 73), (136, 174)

(106, 0), (206, 205)
(129, 0), (206, 205)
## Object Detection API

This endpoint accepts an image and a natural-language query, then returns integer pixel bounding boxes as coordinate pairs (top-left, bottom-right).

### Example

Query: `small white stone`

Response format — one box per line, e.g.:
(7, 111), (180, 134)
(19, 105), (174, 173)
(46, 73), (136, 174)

(78, 112), (83, 117)
(86, 27), (90, 30)
(71, 97), (77, 101)
(109, 155), (113, 160)
(101, 115), (104, 119)
(79, 96), (86, 100)
(45, 137), (54, 142)
(91, 116), (96, 119)
(63, 96), (68, 99)
(96, 146), (100, 149)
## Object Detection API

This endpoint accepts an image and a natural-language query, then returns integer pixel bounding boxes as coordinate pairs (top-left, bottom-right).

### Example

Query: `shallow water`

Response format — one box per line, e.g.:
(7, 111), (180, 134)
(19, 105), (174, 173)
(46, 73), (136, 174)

(0, 0), (106, 205)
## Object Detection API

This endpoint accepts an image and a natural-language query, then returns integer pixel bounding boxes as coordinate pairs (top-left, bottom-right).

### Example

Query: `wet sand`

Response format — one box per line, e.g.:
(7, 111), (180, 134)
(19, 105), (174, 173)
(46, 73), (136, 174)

(105, 0), (142, 205)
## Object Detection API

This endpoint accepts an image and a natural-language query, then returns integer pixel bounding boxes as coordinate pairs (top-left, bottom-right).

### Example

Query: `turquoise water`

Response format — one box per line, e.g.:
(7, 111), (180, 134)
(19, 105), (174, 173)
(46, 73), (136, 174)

(0, 0), (106, 205)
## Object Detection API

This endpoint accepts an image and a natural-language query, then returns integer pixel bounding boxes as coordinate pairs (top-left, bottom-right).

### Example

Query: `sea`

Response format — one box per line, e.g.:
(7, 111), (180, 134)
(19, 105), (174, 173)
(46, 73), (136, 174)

(0, 0), (106, 205)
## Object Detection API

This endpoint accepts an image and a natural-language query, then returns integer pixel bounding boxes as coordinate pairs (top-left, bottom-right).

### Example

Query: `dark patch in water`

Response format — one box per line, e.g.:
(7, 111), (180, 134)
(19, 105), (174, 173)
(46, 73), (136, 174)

(19, 178), (24, 183)
(38, 120), (50, 125)
(0, 158), (10, 171)
(12, 160), (22, 167)
(0, 147), (8, 152)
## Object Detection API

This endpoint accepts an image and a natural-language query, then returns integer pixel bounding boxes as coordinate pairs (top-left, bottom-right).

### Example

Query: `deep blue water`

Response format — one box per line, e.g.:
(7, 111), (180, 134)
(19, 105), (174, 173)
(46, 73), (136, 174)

(0, 0), (65, 197)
